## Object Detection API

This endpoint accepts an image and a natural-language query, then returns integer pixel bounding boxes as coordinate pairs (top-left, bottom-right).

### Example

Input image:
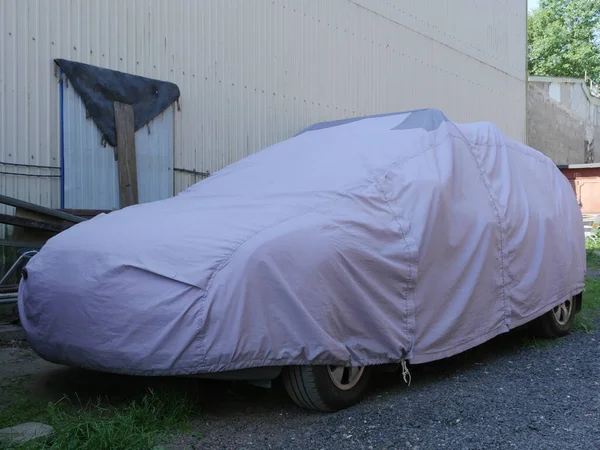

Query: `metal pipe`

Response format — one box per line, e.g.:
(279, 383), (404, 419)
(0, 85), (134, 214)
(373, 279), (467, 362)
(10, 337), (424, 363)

(60, 67), (66, 209)
(0, 171), (61, 178)
(0, 161), (61, 170)
(0, 251), (37, 285)
(174, 167), (211, 178)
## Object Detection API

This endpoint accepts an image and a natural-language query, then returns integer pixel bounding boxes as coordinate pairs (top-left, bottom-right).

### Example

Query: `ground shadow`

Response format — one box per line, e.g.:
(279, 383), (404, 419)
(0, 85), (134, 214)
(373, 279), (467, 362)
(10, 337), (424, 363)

(6, 322), (562, 416)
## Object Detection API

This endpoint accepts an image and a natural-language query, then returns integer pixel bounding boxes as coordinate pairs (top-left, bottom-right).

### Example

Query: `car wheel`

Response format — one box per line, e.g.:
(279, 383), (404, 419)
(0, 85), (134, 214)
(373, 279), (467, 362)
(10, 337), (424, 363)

(531, 296), (575, 338)
(282, 365), (371, 412)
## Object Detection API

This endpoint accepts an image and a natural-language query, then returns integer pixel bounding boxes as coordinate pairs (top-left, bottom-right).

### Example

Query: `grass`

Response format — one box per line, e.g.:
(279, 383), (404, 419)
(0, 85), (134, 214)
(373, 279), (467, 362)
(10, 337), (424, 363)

(0, 388), (196, 450)
(586, 228), (600, 268)
(0, 381), (48, 428)
(572, 232), (600, 333)
(575, 277), (600, 333)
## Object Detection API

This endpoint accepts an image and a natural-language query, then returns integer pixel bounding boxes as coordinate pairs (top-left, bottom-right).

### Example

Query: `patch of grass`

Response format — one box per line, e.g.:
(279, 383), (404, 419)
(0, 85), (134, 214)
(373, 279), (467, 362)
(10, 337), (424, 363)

(516, 334), (559, 350)
(1, 388), (197, 450)
(575, 277), (600, 333)
(0, 397), (49, 431)
(0, 382), (49, 429)
(586, 231), (600, 268)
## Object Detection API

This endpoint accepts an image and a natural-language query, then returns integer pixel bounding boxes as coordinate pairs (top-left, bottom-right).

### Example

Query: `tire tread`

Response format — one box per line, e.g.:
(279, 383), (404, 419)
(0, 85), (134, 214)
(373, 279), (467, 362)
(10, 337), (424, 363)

(531, 298), (576, 338)
(283, 365), (370, 412)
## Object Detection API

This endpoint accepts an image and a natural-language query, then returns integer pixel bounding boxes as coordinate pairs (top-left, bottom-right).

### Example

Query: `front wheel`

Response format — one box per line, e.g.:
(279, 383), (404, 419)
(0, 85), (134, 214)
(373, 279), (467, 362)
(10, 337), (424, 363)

(282, 365), (371, 412)
(531, 296), (575, 338)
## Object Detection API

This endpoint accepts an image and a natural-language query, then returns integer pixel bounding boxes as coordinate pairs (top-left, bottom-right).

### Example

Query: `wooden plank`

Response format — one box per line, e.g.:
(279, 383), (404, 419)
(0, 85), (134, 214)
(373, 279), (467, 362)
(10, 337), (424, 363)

(114, 102), (139, 208)
(59, 209), (113, 218)
(0, 214), (68, 233)
(0, 240), (43, 250)
(12, 208), (64, 246)
(0, 194), (85, 223)
(0, 285), (18, 294)
(16, 208), (64, 226)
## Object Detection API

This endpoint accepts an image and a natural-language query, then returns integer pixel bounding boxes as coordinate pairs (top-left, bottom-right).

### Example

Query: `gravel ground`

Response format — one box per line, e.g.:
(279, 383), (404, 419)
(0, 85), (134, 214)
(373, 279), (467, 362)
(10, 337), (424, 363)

(2, 310), (598, 449)
(169, 323), (600, 450)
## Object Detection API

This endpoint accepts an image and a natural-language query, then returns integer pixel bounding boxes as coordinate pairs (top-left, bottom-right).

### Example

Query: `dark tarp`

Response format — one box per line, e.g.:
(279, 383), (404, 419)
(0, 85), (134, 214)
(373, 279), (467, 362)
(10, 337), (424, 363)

(55, 59), (180, 147)
(296, 108), (445, 135)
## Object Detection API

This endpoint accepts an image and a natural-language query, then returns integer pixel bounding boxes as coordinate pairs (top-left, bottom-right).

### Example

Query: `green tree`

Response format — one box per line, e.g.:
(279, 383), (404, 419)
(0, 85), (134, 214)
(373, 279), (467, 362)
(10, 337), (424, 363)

(528, 0), (600, 80)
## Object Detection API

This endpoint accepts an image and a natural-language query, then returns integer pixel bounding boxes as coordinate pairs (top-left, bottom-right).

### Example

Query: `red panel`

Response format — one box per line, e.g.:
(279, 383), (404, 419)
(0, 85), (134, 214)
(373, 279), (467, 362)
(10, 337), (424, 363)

(559, 167), (600, 213)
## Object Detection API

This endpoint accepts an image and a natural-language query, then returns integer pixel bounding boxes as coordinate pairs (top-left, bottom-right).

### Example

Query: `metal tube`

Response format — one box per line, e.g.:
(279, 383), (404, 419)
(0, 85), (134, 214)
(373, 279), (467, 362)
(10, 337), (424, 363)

(0, 251), (37, 285)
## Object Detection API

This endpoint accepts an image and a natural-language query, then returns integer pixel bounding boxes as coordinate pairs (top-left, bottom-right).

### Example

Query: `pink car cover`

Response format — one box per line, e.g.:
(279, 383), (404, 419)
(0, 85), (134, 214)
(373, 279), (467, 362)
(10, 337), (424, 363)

(18, 109), (586, 375)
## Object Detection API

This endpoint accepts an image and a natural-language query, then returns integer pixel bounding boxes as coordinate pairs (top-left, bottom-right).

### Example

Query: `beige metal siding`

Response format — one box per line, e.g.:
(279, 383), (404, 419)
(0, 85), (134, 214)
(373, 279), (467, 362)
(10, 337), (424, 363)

(1, 0), (527, 206)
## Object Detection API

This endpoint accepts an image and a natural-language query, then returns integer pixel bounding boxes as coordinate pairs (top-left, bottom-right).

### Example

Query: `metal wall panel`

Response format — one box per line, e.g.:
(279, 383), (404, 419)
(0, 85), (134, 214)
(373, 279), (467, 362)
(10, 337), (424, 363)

(1, 0), (527, 206)
(62, 75), (120, 210)
(135, 106), (174, 204)
(62, 80), (174, 209)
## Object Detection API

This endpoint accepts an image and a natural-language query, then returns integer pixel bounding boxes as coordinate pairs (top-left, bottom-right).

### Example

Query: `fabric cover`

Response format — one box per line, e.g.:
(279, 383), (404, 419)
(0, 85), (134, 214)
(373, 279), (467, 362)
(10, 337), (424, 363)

(18, 109), (586, 375)
(55, 59), (180, 147)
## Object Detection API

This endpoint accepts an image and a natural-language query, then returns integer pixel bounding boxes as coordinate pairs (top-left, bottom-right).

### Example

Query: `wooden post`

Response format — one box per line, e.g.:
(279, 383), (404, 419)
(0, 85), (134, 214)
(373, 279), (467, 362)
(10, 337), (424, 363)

(114, 102), (139, 207)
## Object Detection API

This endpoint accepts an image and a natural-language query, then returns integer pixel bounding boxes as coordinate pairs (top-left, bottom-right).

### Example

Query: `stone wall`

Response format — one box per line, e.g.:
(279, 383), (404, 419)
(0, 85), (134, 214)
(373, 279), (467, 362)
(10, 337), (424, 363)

(528, 77), (600, 165)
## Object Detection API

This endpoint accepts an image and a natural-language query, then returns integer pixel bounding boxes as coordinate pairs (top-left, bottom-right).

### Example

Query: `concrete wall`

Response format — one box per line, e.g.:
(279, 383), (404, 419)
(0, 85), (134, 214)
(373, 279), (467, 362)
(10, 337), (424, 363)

(528, 77), (600, 165)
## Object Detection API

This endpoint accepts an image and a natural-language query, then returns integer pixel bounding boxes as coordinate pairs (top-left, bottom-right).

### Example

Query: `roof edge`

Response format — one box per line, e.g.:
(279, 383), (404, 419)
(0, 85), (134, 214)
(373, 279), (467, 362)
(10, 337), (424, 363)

(528, 75), (600, 107)
(556, 163), (600, 169)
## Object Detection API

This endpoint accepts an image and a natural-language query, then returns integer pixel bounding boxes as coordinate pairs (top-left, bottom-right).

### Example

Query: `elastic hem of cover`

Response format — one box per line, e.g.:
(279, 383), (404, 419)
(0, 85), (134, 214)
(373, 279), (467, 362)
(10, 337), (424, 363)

(23, 340), (408, 377)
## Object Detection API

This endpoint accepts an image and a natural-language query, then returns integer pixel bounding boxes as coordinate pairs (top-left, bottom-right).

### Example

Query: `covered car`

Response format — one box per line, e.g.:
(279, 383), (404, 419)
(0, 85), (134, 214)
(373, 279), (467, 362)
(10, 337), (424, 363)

(18, 109), (585, 412)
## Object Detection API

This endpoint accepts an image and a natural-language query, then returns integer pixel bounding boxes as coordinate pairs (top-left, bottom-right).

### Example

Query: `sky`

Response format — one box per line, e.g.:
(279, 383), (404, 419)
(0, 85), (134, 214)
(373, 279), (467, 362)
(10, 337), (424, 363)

(528, 0), (539, 11)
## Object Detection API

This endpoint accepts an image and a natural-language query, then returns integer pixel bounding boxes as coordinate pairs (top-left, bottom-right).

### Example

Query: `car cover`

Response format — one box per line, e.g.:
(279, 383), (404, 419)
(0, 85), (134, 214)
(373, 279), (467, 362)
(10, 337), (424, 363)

(18, 109), (586, 376)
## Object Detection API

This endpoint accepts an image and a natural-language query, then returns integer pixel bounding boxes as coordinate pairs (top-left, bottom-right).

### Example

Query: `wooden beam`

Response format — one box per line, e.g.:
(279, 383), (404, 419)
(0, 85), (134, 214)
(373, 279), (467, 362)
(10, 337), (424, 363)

(114, 102), (139, 208)
(0, 240), (43, 250)
(59, 209), (113, 219)
(0, 285), (19, 294)
(0, 214), (70, 233)
(0, 194), (85, 223)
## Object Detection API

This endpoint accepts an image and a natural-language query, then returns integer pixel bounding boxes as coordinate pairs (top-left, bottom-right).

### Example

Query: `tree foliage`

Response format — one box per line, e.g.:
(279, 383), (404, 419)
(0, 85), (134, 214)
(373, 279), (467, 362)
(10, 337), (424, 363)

(528, 0), (600, 80)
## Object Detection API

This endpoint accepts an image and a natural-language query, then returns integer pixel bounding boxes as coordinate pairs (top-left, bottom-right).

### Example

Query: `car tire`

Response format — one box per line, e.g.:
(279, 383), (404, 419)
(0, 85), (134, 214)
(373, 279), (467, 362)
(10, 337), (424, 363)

(531, 296), (575, 338)
(282, 365), (371, 412)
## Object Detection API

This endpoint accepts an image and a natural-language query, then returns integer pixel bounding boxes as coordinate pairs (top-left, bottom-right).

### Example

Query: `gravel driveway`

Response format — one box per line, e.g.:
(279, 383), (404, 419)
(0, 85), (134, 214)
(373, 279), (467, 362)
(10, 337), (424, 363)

(2, 314), (598, 449)
(169, 323), (600, 450)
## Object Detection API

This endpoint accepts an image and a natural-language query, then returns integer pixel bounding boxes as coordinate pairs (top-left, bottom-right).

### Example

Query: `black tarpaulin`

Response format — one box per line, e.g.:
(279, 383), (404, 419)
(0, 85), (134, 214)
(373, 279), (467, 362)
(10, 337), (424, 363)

(55, 59), (180, 147)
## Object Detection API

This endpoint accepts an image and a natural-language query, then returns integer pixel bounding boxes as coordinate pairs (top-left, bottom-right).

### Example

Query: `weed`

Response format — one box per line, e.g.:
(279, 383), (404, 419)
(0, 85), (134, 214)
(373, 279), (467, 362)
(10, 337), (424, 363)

(0, 382), (49, 429)
(586, 230), (600, 268)
(575, 277), (600, 333)
(0, 388), (196, 450)
(517, 334), (558, 349)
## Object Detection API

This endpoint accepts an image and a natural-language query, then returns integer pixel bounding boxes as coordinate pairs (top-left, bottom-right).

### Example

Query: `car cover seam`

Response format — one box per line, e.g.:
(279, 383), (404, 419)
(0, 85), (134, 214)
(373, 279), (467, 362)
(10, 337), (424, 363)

(194, 132), (461, 364)
(474, 141), (554, 166)
(202, 133), (455, 295)
(451, 135), (510, 327)
(373, 177), (415, 357)
(199, 135), (453, 297)
(195, 134), (455, 364)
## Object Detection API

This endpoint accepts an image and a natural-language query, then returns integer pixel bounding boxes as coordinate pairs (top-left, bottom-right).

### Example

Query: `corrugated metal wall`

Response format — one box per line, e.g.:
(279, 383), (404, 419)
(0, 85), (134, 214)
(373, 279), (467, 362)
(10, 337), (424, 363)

(0, 0), (527, 208)
(61, 74), (120, 209)
(61, 77), (174, 209)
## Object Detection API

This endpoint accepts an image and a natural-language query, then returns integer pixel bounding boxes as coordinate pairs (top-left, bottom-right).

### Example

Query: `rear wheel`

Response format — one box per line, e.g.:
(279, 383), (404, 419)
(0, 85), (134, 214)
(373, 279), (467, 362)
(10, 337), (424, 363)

(531, 296), (575, 338)
(282, 365), (371, 412)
